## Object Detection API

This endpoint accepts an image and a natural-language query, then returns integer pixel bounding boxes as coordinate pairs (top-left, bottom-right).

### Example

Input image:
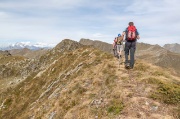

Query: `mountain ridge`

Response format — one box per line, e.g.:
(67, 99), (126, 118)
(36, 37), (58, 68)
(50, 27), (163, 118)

(0, 39), (179, 119)
(79, 39), (180, 76)
(163, 43), (180, 54)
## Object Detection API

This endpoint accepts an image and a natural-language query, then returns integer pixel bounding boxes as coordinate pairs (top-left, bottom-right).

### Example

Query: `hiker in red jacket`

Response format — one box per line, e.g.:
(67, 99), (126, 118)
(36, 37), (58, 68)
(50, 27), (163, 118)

(122, 22), (140, 69)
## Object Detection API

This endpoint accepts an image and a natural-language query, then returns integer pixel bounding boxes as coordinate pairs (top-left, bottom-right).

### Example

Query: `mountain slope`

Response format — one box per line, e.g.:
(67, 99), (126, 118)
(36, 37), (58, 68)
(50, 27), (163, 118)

(136, 43), (180, 76)
(0, 50), (11, 57)
(0, 39), (179, 119)
(163, 43), (180, 54)
(79, 39), (180, 76)
(9, 48), (49, 59)
(79, 38), (113, 54)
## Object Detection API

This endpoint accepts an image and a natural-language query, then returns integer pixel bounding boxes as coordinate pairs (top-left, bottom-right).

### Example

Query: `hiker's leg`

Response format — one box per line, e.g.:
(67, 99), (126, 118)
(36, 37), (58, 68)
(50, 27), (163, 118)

(114, 45), (117, 57)
(125, 42), (130, 64)
(113, 48), (115, 57)
(130, 42), (136, 68)
(115, 49), (117, 57)
(120, 45), (124, 57)
(116, 45), (121, 58)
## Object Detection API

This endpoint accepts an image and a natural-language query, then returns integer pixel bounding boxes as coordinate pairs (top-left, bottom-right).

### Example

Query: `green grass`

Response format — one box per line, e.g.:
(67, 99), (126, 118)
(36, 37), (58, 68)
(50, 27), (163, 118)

(143, 77), (180, 105)
(4, 98), (12, 109)
(150, 80), (180, 105)
(107, 99), (124, 115)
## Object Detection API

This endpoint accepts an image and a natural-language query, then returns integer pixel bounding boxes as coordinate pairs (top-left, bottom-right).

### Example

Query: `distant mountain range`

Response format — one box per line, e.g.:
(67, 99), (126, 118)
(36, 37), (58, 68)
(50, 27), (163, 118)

(0, 42), (55, 50)
(1, 41), (180, 54)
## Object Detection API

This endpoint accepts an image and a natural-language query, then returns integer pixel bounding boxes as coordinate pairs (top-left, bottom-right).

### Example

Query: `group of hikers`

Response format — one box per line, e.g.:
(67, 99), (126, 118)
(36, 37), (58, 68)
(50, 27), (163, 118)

(113, 22), (140, 69)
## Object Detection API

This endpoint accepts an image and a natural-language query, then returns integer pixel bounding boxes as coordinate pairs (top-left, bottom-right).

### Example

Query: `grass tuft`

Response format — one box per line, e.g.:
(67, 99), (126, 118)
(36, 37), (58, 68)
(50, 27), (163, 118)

(134, 63), (149, 72)
(150, 81), (180, 105)
(107, 99), (124, 115)
(4, 98), (12, 109)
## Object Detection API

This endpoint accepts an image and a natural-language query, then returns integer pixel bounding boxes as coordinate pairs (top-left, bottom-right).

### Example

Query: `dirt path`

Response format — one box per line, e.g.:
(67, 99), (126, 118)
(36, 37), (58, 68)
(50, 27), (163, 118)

(109, 57), (176, 119)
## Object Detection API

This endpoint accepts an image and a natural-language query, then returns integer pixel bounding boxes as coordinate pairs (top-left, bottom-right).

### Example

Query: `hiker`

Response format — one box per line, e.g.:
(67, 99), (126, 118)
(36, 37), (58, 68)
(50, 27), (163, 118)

(122, 22), (140, 69)
(116, 34), (124, 58)
(113, 37), (118, 57)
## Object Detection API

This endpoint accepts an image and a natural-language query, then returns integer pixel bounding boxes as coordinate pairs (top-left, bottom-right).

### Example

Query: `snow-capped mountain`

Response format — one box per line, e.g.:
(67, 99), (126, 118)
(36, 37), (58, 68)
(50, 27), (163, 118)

(1, 42), (55, 50)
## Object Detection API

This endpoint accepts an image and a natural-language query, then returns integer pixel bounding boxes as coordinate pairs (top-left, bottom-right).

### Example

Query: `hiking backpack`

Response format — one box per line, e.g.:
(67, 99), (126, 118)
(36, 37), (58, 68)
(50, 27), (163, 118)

(127, 26), (136, 40)
(116, 36), (123, 45)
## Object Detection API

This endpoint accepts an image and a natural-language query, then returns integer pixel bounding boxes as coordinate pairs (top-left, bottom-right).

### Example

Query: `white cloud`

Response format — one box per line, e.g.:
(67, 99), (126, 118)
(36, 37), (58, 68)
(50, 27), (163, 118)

(92, 33), (104, 38)
(0, 11), (9, 18)
(0, 0), (84, 9)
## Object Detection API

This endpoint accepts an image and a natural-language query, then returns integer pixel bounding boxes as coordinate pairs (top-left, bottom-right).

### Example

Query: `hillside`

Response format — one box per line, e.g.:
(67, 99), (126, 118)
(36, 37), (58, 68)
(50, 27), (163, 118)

(9, 48), (49, 59)
(79, 39), (180, 76)
(0, 52), (41, 92)
(136, 43), (180, 76)
(79, 38), (113, 54)
(163, 43), (180, 54)
(0, 50), (11, 57)
(0, 39), (179, 119)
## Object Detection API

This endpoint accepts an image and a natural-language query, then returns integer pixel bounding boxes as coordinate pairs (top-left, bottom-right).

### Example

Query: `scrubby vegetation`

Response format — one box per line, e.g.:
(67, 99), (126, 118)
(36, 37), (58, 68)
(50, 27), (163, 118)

(150, 80), (180, 105)
(0, 40), (179, 119)
(107, 99), (124, 115)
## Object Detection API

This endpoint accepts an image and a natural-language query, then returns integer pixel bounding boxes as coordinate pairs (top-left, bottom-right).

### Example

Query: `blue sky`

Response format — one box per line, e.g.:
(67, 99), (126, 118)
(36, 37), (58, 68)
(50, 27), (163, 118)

(0, 0), (180, 47)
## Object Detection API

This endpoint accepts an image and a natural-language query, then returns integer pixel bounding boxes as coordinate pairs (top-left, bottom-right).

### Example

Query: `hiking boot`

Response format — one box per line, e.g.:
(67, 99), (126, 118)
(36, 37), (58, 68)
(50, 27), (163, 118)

(129, 67), (133, 70)
(125, 63), (130, 69)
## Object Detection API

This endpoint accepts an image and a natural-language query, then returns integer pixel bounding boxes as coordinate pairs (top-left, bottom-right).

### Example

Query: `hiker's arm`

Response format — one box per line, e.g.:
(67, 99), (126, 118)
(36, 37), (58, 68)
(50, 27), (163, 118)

(112, 42), (115, 49)
(122, 32), (125, 37)
(122, 32), (126, 42)
(136, 29), (140, 40)
(137, 35), (140, 39)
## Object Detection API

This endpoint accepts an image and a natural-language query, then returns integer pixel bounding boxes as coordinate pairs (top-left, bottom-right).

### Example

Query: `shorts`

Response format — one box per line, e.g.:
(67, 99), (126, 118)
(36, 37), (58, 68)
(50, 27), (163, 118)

(116, 44), (124, 52)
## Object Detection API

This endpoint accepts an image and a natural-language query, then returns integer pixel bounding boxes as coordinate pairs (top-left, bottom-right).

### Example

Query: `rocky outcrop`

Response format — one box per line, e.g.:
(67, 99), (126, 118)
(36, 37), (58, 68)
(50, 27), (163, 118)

(9, 48), (48, 59)
(54, 39), (84, 52)
(0, 50), (11, 56)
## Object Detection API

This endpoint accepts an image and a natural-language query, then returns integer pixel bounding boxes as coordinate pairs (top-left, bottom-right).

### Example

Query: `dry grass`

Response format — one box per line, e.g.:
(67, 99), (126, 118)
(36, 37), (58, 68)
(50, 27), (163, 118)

(0, 45), (180, 119)
(0, 56), (25, 65)
(107, 99), (124, 115)
(150, 80), (180, 105)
